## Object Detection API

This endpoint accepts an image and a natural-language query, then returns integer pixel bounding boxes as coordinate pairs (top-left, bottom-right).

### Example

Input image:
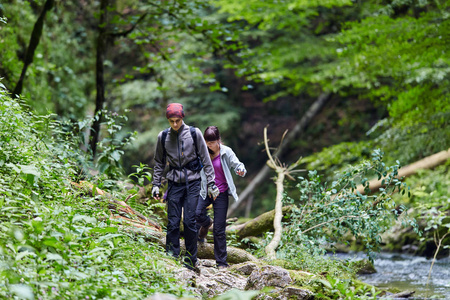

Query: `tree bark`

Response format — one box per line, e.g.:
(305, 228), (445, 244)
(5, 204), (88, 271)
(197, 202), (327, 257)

(228, 92), (331, 217)
(265, 171), (284, 259)
(123, 226), (258, 264)
(89, 0), (109, 157)
(13, 0), (54, 97)
(227, 206), (293, 239)
(356, 148), (450, 195)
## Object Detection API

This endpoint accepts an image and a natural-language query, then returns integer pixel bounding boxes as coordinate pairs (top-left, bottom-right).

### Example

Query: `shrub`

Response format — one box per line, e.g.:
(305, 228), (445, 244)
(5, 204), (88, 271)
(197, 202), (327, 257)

(0, 89), (188, 299)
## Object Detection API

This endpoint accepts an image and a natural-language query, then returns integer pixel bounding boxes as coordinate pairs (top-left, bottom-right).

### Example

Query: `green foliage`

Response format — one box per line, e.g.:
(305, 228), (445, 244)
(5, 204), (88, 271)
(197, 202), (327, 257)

(95, 110), (137, 182)
(1, 1), (95, 119)
(302, 112), (449, 183)
(279, 150), (419, 261)
(313, 2), (450, 126)
(0, 89), (189, 299)
(317, 275), (380, 300)
(213, 289), (260, 300)
(128, 163), (153, 188)
(393, 164), (450, 256)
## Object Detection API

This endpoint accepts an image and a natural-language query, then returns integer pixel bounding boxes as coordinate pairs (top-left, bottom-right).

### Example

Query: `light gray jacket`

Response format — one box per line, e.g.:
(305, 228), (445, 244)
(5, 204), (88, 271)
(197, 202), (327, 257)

(152, 123), (215, 186)
(200, 144), (246, 202)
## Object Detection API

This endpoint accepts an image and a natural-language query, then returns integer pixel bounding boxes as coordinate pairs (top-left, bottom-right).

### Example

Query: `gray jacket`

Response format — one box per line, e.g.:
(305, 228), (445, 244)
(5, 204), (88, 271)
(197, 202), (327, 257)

(152, 122), (215, 186)
(200, 144), (246, 202)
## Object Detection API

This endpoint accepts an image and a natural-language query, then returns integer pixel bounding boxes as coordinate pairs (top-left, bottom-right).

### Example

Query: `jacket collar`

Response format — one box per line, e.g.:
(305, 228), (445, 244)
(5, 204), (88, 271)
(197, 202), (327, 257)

(170, 121), (185, 134)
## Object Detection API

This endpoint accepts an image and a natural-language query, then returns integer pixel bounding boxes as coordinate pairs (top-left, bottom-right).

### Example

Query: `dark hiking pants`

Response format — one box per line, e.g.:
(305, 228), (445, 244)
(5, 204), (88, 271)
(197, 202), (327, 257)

(166, 179), (200, 268)
(196, 191), (229, 267)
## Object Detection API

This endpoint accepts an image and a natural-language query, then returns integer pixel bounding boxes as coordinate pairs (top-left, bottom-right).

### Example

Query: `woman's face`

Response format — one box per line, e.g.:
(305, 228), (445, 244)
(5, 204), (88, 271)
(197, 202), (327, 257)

(206, 140), (220, 154)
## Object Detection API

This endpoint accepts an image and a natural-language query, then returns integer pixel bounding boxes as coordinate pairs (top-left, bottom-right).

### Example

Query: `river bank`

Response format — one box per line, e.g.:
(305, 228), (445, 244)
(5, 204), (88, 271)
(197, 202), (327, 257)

(332, 252), (450, 299)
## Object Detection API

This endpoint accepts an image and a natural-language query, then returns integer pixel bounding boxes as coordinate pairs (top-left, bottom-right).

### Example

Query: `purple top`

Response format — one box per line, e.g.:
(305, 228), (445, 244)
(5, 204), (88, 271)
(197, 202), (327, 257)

(212, 155), (228, 193)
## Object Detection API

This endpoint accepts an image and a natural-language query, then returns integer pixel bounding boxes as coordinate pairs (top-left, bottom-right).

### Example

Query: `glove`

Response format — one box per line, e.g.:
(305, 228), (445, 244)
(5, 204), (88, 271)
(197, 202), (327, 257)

(207, 182), (220, 200)
(152, 185), (160, 199)
(235, 167), (246, 177)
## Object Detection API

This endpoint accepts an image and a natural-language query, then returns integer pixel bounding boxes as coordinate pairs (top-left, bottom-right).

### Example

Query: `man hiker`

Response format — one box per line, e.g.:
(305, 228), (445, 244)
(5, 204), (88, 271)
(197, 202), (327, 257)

(151, 103), (219, 272)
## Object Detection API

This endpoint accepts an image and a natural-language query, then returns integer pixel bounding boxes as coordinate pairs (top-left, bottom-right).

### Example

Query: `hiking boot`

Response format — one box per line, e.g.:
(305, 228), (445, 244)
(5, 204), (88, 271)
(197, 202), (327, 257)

(198, 219), (213, 241)
(184, 261), (201, 275)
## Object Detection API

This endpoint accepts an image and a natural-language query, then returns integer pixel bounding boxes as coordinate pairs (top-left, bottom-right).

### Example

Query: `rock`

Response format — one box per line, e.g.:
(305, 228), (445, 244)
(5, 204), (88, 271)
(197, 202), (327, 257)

(235, 262), (259, 275)
(351, 259), (376, 274)
(164, 259), (316, 300)
(283, 287), (314, 300)
(196, 263), (247, 298)
(390, 290), (415, 298)
(246, 265), (293, 290)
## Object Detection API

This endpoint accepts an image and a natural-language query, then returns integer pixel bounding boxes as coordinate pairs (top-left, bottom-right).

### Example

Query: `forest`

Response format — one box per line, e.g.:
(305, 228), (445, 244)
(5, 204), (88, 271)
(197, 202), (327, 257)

(0, 0), (449, 299)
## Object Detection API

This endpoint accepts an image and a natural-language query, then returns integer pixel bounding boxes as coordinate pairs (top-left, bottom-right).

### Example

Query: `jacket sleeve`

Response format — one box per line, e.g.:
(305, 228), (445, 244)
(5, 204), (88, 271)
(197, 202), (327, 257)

(152, 131), (166, 186)
(226, 146), (247, 177)
(196, 128), (215, 185)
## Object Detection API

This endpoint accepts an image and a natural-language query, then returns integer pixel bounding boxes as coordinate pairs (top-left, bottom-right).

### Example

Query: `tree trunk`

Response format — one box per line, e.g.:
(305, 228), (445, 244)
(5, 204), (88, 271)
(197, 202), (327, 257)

(89, 0), (109, 157)
(13, 0), (54, 97)
(123, 227), (258, 264)
(357, 148), (450, 194)
(227, 206), (293, 240)
(228, 92), (331, 217)
(265, 170), (285, 259)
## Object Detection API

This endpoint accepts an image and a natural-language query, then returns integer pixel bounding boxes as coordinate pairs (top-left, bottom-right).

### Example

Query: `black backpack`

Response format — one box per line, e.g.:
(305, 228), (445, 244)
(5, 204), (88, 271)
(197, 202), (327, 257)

(161, 126), (203, 172)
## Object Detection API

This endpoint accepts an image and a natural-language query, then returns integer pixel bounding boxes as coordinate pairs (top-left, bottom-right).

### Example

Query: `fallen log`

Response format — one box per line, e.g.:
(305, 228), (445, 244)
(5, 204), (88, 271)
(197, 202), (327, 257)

(227, 206), (293, 239)
(356, 148), (450, 195)
(122, 226), (257, 264)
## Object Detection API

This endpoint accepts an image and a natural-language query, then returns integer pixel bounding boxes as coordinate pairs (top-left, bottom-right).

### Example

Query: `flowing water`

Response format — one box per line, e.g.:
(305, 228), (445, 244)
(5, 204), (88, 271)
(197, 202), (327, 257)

(332, 252), (450, 299)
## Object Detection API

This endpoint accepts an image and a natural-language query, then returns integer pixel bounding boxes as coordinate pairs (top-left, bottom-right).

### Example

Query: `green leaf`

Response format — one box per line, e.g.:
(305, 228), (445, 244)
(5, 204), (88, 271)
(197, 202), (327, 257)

(46, 253), (64, 262)
(317, 278), (332, 289)
(9, 284), (34, 300)
(90, 227), (119, 234)
(72, 214), (97, 224)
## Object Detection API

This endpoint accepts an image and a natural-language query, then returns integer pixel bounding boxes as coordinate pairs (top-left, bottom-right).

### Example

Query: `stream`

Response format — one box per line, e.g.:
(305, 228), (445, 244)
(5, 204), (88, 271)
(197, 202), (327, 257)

(332, 252), (450, 299)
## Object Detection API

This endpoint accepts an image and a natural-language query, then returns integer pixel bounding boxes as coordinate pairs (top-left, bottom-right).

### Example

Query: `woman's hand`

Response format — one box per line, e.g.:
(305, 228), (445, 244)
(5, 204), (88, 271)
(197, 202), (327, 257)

(235, 167), (246, 177)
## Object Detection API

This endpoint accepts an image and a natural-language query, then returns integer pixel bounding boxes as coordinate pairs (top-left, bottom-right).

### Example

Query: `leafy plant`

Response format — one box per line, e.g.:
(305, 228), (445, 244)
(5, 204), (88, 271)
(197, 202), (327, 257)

(95, 109), (137, 182)
(0, 89), (189, 299)
(128, 163), (153, 188)
(317, 275), (380, 300)
(279, 149), (419, 261)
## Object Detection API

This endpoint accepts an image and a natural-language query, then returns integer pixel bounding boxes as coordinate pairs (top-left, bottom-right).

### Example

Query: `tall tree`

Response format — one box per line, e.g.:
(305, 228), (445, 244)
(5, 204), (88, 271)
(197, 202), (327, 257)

(12, 0), (54, 98)
(90, 0), (109, 156)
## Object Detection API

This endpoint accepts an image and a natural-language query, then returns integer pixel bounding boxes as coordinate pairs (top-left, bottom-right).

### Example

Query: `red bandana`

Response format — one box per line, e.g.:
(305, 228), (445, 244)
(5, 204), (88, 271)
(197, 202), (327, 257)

(166, 103), (185, 119)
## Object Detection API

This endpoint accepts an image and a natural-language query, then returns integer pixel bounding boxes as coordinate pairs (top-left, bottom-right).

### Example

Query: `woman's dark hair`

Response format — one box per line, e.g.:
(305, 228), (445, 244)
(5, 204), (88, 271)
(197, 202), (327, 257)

(204, 126), (220, 142)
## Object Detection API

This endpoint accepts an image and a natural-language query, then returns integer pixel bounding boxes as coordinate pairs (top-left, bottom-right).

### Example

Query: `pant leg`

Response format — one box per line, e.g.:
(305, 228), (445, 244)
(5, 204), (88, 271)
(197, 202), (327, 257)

(196, 193), (213, 228)
(166, 182), (185, 258)
(183, 179), (201, 267)
(213, 192), (229, 267)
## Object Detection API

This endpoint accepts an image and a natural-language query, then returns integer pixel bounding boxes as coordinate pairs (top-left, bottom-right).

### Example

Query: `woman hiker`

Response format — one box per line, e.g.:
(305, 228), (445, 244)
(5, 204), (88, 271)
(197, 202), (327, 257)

(196, 126), (247, 269)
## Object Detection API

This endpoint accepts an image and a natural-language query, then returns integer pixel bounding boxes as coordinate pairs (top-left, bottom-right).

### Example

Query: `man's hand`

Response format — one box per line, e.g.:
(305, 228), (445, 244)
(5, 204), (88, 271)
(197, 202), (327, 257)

(207, 182), (219, 200)
(152, 185), (160, 200)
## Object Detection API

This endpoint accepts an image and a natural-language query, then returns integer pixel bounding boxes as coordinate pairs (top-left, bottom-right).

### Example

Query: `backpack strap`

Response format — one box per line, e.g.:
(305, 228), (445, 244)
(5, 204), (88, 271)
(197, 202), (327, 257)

(161, 128), (170, 161)
(190, 126), (199, 157)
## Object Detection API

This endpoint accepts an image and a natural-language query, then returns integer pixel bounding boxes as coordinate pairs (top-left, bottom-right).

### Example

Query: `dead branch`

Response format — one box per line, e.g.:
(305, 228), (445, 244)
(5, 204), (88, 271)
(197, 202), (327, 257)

(262, 127), (302, 259)
(71, 181), (162, 232)
(228, 92), (331, 217)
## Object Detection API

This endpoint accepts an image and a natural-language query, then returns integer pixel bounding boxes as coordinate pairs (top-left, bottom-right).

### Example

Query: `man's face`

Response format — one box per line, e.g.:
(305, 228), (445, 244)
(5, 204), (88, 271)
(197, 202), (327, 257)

(168, 117), (183, 131)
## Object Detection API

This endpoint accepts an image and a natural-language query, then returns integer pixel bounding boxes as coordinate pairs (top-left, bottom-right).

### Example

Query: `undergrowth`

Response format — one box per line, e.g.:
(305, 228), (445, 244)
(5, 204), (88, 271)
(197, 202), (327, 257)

(0, 90), (190, 299)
